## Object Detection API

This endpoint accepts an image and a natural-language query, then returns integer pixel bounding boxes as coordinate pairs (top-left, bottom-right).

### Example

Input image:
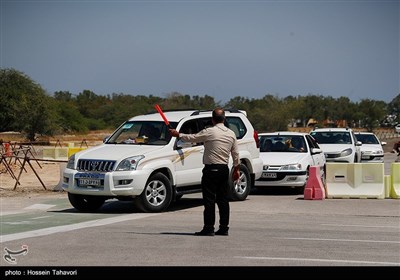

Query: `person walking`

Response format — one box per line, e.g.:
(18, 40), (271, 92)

(391, 140), (400, 155)
(169, 108), (240, 236)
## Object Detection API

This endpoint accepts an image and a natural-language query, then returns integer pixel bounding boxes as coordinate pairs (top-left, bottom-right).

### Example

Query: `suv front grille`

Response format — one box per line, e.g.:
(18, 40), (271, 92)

(77, 159), (116, 172)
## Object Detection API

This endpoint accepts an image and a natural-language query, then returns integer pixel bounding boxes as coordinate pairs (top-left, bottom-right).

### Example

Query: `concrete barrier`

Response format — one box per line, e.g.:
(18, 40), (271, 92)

(384, 175), (391, 198)
(42, 147), (69, 160)
(326, 163), (384, 199)
(54, 162), (67, 191)
(390, 163), (400, 199)
(67, 147), (87, 158)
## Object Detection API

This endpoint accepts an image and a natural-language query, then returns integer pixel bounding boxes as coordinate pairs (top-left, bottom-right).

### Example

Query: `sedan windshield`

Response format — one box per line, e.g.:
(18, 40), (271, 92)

(310, 131), (352, 144)
(259, 135), (307, 152)
(355, 134), (379, 144)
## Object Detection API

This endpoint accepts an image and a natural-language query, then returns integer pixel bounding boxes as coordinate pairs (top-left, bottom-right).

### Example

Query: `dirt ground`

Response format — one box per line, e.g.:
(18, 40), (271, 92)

(1, 136), (399, 198)
(0, 161), (65, 198)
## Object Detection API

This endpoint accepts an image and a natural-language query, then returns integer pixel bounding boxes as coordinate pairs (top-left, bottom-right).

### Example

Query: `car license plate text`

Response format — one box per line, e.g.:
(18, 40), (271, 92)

(79, 178), (101, 186)
(262, 172), (277, 178)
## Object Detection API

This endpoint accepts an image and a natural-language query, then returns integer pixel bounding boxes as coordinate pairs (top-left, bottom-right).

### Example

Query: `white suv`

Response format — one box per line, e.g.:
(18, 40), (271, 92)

(310, 127), (362, 163)
(62, 109), (263, 212)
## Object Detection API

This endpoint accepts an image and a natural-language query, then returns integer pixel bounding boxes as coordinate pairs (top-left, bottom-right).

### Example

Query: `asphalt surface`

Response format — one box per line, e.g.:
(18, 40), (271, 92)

(0, 153), (399, 275)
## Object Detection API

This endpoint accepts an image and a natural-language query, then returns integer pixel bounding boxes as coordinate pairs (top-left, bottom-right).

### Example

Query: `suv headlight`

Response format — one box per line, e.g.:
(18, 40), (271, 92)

(280, 164), (302, 171)
(66, 154), (75, 169)
(116, 155), (144, 171)
(340, 148), (353, 157)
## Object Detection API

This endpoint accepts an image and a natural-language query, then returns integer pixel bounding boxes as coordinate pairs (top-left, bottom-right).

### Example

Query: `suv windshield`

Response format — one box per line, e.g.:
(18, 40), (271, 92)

(310, 131), (352, 144)
(106, 121), (176, 145)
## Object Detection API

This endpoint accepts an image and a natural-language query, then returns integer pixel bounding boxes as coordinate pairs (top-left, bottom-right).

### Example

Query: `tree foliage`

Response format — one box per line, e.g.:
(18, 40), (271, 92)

(0, 68), (399, 140)
(0, 68), (54, 140)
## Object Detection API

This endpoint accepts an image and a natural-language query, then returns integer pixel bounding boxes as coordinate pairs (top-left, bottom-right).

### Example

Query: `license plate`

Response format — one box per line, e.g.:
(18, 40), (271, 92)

(78, 178), (101, 186)
(262, 172), (277, 178)
(362, 155), (370, 159)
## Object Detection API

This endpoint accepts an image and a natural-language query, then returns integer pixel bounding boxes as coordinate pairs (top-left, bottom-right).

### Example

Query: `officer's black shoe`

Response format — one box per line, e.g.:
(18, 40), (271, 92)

(194, 229), (215, 236)
(215, 227), (229, 236)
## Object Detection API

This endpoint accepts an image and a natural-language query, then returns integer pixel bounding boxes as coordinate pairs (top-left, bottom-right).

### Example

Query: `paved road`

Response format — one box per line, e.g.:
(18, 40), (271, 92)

(0, 153), (399, 273)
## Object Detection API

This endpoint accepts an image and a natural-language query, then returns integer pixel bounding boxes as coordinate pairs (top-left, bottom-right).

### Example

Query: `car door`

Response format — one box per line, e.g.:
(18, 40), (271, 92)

(351, 131), (362, 162)
(173, 119), (204, 187)
(306, 135), (325, 169)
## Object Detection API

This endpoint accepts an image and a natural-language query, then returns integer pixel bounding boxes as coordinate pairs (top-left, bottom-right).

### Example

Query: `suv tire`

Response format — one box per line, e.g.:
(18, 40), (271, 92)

(229, 164), (251, 201)
(68, 193), (105, 212)
(134, 173), (173, 213)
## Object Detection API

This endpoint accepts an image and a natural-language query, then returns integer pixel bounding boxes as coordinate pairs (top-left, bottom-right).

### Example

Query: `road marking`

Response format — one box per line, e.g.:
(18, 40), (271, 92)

(0, 213), (160, 243)
(2, 221), (34, 225)
(24, 204), (55, 210)
(277, 237), (400, 244)
(236, 256), (400, 266)
(31, 215), (53, 220)
(321, 223), (399, 229)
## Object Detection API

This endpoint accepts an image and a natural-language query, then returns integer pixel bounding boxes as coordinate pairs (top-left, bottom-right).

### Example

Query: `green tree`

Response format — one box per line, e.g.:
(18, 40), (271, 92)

(242, 94), (288, 132)
(0, 68), (55, 140)
(387, 94), (400, 124)
(53, 91), (88, 133)
(357, 99), (387, 131)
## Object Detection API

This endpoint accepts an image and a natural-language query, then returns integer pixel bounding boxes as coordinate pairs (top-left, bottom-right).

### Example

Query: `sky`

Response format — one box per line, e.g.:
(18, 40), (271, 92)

(1, 0), (399, 104)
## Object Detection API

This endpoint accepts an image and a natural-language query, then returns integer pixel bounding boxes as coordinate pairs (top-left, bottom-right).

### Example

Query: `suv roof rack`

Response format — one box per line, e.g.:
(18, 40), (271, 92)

(145, 108), (197, 115)
(191, 108), (244, 116)
(144, 108), (244, 116)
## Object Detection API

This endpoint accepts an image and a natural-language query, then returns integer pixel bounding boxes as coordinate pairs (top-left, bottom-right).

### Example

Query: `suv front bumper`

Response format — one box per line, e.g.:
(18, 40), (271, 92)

(62, 168), (152, 197)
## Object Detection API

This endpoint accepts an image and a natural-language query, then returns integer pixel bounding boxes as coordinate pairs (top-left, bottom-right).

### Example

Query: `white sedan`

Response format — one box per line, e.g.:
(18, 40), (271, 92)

(354, 132), (386, 163)
(255, 132), (326, 190)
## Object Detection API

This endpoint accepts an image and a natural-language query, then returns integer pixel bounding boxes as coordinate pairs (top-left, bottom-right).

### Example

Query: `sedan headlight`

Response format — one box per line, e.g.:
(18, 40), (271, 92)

(280, 164), (302, 171)
(116, 155), (144, 171)
(340, 148), (353, 157)
(371, 150), (383, 155)
(66, 154), (75, 169)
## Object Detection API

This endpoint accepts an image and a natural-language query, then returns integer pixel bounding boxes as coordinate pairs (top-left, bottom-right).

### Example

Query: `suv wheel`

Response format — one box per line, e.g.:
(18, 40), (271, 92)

(68, 193), (105, 212)
(134, 173), (172, 213)
(229, 164), (251, 201)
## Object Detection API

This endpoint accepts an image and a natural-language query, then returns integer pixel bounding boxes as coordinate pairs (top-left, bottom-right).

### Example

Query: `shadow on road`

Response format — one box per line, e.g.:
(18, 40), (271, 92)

(50, 196), (203, 214)
(250, 186), (304, 196)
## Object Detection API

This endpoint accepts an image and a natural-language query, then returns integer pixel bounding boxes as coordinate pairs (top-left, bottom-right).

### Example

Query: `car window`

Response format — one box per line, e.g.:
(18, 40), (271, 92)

(355, 134), (379, 144)
(310, 131), (352, 144)
(179, 120), (202, 146)
(260, 135), (306, 152)
(226, 117), (246, 139)
(306, 135), (320, 150)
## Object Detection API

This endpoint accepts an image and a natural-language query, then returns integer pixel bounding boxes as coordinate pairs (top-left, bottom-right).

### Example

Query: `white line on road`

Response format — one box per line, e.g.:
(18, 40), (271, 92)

(31, 215), (53, 220)
(24, 204), (55, 210)
(236, 256), (400, 266)
(0, 213), (160, 243)
(321, 223), (400, 228)
(277, 237), (400, 244)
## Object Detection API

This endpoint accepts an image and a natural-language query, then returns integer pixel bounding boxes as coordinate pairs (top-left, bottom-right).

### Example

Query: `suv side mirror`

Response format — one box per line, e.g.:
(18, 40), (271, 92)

(356, 141), (362, 146)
